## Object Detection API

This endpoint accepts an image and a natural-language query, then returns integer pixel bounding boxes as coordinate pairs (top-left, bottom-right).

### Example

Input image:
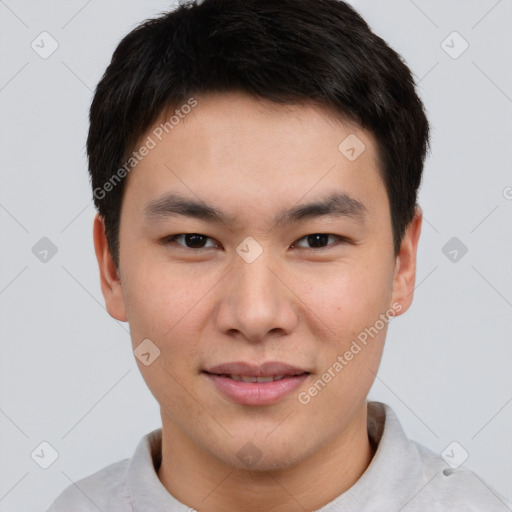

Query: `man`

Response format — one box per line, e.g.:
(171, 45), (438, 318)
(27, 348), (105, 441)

(48, 0), (510, 510)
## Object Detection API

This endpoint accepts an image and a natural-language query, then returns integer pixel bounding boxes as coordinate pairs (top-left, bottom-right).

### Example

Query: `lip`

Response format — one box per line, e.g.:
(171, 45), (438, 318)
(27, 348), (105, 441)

(204, 361), (310, 377)
(202, 361), (311, 406)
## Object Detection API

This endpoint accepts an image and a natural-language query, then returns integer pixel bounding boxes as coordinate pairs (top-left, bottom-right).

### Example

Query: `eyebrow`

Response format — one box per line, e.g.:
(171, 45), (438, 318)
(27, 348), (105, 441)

(143, 191), (367, 227)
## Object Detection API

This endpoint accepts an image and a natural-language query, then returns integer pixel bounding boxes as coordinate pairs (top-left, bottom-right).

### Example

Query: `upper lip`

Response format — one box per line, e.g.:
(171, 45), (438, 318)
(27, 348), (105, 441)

(203, 361), (311, 377)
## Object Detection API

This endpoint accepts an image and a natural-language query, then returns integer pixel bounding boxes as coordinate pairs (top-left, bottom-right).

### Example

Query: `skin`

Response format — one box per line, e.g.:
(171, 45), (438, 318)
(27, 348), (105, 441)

(93, 91), (422, 512)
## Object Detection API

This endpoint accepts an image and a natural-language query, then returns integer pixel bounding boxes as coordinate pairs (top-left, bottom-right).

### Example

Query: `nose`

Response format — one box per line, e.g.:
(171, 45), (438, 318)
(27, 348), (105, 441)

(215, 250), (299, 343)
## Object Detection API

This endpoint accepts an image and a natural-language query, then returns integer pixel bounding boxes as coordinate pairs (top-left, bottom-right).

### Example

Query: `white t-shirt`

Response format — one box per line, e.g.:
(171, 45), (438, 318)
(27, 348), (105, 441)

(47, 401), (511, 511)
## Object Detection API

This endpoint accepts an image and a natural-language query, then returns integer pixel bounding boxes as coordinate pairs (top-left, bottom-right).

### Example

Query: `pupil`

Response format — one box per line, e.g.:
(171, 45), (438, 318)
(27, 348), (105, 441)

(186, 234), (206, 248)
(308, 234), (328, 248)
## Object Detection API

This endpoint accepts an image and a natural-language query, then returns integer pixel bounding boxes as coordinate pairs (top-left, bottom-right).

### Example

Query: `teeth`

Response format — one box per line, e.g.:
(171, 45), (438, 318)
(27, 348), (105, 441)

(229, 374), (286, 383)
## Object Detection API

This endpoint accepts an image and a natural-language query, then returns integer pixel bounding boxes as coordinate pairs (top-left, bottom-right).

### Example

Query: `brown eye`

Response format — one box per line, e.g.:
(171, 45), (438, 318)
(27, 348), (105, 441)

(292, 233), (345, 250)
(163, 233), (218, 249)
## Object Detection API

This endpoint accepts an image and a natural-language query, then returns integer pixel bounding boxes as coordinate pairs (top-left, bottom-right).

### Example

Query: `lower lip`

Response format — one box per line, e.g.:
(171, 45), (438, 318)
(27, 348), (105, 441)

(204, 373), (310, 406)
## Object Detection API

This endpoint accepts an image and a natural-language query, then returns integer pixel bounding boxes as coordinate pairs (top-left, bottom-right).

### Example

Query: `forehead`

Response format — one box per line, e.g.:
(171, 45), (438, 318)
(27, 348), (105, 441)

(122, 91), (387, 224)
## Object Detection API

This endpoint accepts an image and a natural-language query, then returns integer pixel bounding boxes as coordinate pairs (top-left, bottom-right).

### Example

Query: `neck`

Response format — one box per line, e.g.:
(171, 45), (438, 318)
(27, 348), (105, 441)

(157, 404), (373, 512)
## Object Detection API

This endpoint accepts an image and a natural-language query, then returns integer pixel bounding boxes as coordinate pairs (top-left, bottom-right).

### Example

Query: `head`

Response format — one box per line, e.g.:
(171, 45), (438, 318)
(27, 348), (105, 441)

(91, 0), (428, 472)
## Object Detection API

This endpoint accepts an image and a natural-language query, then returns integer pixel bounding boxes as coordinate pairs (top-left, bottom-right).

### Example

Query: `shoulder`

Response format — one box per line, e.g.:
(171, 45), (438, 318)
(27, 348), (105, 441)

(46, 458), (132, 512)
(407, 440), (511, 511)
(367, 402), (511, 511)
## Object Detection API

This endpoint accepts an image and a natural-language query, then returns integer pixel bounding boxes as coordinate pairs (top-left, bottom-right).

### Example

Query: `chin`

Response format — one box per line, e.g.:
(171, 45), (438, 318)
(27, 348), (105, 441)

(229, 453), (306, 473)
(217, 435), (315, 473)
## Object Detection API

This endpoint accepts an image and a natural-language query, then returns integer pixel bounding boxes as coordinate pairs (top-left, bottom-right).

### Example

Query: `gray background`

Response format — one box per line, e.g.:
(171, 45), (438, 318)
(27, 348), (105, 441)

(0, 0), (511, 510)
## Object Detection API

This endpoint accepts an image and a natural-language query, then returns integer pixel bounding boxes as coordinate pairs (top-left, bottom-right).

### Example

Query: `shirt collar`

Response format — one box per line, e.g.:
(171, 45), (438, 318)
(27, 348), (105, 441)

(125, 426), (191, 511)
(317, 401), (424, 511)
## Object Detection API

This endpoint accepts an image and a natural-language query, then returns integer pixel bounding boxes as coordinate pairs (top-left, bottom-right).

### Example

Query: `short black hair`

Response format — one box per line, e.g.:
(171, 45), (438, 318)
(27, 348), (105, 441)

(87, 0), (429, 268)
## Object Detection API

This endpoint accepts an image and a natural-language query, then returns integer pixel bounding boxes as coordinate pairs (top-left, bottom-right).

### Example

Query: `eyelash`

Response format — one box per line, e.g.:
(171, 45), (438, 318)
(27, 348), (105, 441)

(160, 233), (350, 251)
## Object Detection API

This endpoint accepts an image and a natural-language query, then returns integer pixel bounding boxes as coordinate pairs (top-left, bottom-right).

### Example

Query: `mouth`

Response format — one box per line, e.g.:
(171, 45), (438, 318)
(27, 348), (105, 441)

(202, 362), (312, 405)
(203, 372), (310, 383)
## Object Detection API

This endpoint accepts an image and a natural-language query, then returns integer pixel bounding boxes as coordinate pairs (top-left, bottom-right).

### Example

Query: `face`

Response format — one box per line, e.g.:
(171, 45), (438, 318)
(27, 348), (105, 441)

(94, 91), (421, 472)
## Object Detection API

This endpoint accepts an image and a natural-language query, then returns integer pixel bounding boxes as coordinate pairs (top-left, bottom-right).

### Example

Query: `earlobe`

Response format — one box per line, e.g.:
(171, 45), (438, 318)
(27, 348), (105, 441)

(390, 207), (423, 315)
(92, 213), (128, 322)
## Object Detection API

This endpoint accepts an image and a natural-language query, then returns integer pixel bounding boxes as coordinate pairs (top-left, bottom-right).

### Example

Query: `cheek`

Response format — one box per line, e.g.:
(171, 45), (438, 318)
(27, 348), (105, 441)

(121, 257), (214, 340)
(121, 264), (207, 411)
(299, 266), (393, 418)
(296, 256), (395, 393)
(304, 258), (394, 329)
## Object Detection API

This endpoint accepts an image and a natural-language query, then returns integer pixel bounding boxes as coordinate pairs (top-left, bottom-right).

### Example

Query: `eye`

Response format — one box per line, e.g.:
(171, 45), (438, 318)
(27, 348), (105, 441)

(291, 233), (347, 250)
(161, 233), (219, 250)
(161, 233), (348, 251)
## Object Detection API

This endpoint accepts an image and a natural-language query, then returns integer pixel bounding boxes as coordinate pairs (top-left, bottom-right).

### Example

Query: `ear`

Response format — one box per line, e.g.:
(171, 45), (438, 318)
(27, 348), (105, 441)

(93, 213), (128, 322)
(390, 206), (423, 315)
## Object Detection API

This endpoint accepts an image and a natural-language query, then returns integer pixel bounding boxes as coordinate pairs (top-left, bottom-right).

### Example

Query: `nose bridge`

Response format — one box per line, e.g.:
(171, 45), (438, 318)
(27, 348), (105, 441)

(235, 249), (277, 301)
(216, 246), (297, 341)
